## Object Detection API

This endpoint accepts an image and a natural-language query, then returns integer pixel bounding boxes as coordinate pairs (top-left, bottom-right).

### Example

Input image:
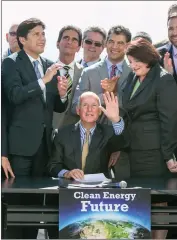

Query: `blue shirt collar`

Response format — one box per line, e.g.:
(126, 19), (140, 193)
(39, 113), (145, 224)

(79, 121), (96, 136)
(81, 59), (100, 67)
(105, 57), (124, 73)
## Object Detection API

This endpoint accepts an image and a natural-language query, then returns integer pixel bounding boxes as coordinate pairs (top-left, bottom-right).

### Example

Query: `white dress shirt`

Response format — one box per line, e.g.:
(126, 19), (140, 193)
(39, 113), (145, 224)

(57, 59), (75, 81)
(26, 54), (46, 101)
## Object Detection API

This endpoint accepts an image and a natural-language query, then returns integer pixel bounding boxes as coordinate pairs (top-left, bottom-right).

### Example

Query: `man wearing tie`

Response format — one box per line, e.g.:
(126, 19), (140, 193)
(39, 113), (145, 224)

(52, 25), (83, 129)
(48, 91), (125, 179)
(72, 25), (132, 180)
(2, 18), (68, 239)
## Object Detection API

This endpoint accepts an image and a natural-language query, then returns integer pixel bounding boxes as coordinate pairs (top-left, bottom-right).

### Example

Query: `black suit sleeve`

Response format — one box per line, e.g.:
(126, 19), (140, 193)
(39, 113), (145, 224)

(1, 89), (8, 157)
(2, 58), (43, 105)
(157, 73), (177, 161)
(48, 132), (64, 177)
(54, 95), (68, 113)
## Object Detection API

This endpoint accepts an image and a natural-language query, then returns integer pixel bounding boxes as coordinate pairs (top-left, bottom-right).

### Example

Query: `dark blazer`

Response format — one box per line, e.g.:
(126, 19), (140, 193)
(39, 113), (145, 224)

(158, 43), (177, 83)
(48, 122), (125, 177)
(1, 50), (68, 157)
(1, 87), (8, 157)
(122, 63), (177, 161)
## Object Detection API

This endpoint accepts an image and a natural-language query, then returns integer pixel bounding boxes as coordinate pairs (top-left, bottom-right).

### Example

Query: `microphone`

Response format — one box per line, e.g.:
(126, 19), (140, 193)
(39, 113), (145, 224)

(102, 180), (127, 188)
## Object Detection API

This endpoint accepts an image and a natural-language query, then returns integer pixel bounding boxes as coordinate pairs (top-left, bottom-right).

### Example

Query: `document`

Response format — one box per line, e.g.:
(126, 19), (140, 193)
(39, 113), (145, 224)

(75, 173), (111, 183)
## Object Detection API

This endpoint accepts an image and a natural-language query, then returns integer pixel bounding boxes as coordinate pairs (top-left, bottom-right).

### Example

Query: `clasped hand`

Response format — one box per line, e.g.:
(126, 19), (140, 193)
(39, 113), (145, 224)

(101, 76), (119, 93)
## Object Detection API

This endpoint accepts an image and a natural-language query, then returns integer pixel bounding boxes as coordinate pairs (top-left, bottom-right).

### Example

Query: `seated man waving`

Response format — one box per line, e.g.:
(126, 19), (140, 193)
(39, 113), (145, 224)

(48, 91), (125, 179)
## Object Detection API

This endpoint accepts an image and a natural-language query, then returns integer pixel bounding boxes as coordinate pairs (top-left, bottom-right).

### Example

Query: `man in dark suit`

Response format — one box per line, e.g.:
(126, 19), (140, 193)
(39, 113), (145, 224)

(1, 18), (68, 239)
(1, 87), (14, 178)
(48, 91), (125, 179)
(158, 12), (177, 161)
(158, 13), (177, 83)
(52, 25), (83, 129)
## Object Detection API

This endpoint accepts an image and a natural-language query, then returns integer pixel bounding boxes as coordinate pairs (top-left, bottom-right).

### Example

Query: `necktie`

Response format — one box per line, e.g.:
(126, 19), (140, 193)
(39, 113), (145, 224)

(130, 79), (141, 99)
(63, 65), (72, 97)
(110, 65), (117, 78)
(83, 62), (88, 68)
(33, 60), (42, 79)
(33, 60), (45, 102)
(81, 130), (90, 171)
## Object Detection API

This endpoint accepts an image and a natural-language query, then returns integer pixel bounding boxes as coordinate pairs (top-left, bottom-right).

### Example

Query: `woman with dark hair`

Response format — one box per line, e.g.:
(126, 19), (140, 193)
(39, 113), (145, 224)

(122, 38), (177, 239)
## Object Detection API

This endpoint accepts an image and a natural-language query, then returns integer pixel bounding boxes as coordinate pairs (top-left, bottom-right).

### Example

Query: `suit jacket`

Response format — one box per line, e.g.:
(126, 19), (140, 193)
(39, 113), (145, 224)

(72, 57), (131, 124)
(158, 43), (177, 83)
(122, 63), (177, 161)
(52, 62), (83, 129)
(1, 50), (68, 157)
(72, 57), (132, 115)
(1, 87), (8, 157)
(48, 122), (125, 177)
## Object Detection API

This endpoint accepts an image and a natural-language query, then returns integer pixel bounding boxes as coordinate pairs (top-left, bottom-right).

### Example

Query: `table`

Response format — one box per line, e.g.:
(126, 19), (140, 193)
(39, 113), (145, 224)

(1, 176), (177, 238)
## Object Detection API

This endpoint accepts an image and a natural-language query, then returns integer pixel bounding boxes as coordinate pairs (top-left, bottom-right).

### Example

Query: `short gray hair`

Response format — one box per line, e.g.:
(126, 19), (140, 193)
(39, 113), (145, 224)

(77, 91), (101, 107)
(83, 26), (107, 42)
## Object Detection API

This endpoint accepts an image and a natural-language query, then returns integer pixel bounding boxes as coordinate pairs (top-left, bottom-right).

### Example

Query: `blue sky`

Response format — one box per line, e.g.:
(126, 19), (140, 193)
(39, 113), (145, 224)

(2, 1), (175, 61)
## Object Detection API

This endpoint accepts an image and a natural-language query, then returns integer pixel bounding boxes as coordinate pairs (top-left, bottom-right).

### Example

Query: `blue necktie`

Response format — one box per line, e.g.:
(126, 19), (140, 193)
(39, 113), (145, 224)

(83, 62), (88, 68)
(33, 60), (42, 79)
(33, 60), (45, 102)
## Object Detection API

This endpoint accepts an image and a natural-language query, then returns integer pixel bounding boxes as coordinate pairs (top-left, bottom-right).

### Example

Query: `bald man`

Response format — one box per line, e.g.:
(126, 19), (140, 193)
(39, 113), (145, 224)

(2, 24), (20, 60)
(48, 91), (126, 179)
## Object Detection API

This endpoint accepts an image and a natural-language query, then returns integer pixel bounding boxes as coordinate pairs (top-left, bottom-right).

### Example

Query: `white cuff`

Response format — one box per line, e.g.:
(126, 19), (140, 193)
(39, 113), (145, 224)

(38, 78), (46, 91)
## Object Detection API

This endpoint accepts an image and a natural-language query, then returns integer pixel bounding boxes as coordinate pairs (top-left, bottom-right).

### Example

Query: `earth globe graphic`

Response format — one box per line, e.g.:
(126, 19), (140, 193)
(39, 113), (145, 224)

(59, 218), (150, 239)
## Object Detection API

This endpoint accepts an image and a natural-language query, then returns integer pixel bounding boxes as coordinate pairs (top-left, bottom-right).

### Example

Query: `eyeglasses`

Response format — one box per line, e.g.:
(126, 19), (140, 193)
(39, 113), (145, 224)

(9, 31), (17, 37)
(84, 39), (103, 47)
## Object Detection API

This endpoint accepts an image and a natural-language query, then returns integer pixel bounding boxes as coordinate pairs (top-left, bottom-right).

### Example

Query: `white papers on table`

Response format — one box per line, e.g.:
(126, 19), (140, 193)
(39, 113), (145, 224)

(75, 173), (111, 183)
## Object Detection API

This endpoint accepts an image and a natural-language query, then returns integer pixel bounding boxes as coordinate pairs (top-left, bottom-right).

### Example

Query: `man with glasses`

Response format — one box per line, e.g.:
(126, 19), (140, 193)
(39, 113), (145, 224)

(79, 26), (106, 67)
(52, 25), (84, 130)
(2, 24), (20, 60)
(72, 25), (132, 180)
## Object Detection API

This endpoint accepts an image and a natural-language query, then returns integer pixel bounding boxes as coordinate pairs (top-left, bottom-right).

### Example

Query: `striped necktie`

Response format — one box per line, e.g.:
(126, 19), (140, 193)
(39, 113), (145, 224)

(110, 65), (117, 78)
(63, 65), (72, 97)
(81, 130), (90, 171)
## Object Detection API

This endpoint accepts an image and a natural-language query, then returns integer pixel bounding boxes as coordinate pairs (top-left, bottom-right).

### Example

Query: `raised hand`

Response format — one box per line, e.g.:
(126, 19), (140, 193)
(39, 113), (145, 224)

(99, 92), (120, 123)
(42, 63), (63, 84)
(163, 52), (173, 75)
(101, 76), (119, 93)
(57, 76), (68, 98)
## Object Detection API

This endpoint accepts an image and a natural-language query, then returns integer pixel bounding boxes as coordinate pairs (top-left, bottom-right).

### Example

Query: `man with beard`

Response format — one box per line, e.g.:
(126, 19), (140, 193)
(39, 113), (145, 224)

(72, 25), (132, 180)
